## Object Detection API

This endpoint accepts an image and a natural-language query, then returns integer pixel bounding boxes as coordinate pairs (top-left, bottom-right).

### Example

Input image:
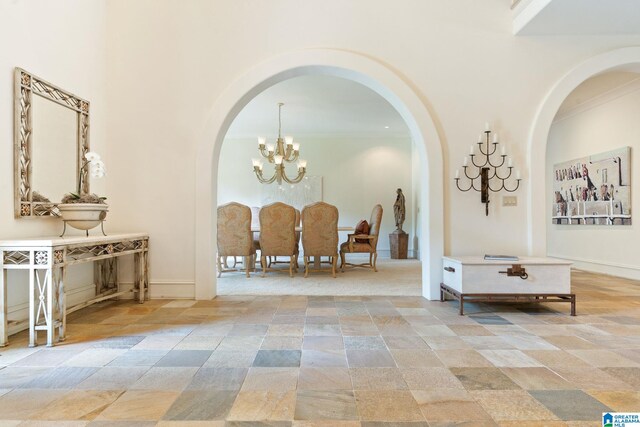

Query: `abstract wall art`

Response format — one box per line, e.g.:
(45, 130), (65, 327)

(552, 147), (631, 225)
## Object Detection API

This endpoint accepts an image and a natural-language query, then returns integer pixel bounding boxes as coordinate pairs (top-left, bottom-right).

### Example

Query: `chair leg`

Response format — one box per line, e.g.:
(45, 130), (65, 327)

(369, 253), (373, 267)
(216, 256), (222, 278)
(289, 256), (295, 277)
(332, 256), (337, 278)
(245, 256), (250, 278)
(261, 255), (266, 277)
(340, 252), (345, 272)
(373, 252), (378, 272)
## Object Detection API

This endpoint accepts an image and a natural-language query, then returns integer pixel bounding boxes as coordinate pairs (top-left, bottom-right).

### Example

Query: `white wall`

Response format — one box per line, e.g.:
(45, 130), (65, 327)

(546, 87), (640, 279)
(13, 0), (633, 295)
(218, 137), (414, 254)
(0, 0), (108, 329)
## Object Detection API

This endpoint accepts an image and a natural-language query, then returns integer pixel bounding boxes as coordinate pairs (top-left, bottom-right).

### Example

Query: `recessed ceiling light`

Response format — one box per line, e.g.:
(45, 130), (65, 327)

(384, 126), (389, 129)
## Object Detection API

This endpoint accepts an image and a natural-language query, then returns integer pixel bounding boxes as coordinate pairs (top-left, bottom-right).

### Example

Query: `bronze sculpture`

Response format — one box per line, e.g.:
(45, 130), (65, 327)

(393, 188), (405, 232)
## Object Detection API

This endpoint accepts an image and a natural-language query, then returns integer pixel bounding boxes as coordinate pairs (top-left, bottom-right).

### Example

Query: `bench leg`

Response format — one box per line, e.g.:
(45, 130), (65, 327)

(570, 294), (576, 316)
(459, 295), (464, 316)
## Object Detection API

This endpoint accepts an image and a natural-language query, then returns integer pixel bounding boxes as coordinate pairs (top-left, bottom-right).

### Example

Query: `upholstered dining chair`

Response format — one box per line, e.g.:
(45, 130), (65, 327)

(302, 202), (339, 277)
(216, 202), (256, 277)
(340, 204), (383, 272)
(259, 202), (297, 277)
(268, 208), (300, 273)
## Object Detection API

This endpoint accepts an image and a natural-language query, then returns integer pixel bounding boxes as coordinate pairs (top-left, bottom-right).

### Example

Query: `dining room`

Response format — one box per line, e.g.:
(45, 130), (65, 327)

(215, 74), (423, 296)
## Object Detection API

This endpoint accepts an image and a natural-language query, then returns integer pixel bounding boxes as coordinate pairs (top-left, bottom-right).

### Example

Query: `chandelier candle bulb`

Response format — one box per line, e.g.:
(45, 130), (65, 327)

(463, 157), (468, 166)
(292, 142), (300, 151)
(508, 158), (513, 167)
(485, 122), (490, 131)
(455, 169), (460, 179)
(274, 155), (284, 165)
(298, 159), (307, 170)
(470, 145), (475, 154)
(258, 137), (266, 146)
(516, 170), (521, 180)
(285, 136), (293, 146)
(501, 145), (506, 156)
(493, 133), (499, 143)
(477, 134), (483, 143)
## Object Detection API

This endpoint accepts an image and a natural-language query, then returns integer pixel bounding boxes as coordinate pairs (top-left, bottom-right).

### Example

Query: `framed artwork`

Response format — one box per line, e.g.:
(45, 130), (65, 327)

(261, 175), (323, 212)
(552, 147), (631, 225)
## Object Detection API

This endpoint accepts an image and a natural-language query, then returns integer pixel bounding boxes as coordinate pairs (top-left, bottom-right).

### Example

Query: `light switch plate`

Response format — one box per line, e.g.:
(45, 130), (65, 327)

(503, 196), (517, 207)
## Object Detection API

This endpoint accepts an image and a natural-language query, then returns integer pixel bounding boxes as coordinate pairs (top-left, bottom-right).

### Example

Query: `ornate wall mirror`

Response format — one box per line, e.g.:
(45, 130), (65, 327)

(14, 68), (90, 218)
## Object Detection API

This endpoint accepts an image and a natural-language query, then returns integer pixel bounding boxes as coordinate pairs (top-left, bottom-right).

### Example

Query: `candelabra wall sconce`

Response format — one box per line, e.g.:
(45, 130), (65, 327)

(455, 123), (522, 216)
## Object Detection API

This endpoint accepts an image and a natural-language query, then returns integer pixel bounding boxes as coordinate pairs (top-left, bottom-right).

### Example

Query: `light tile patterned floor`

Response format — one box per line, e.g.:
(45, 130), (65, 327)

(0, 269), (639, 425)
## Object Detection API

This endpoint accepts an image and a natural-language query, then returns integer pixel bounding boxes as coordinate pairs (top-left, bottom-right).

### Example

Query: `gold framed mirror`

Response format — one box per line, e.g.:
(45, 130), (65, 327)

(14, 68), (90, 218)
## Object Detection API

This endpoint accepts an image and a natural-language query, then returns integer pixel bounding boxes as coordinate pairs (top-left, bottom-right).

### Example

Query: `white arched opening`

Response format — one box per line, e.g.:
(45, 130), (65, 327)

(195, 48), (444, 300)
(528, 47), (640, 255)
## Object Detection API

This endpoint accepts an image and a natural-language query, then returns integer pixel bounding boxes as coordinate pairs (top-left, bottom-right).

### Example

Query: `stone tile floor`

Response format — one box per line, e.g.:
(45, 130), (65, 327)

(0, 269), (639, 425)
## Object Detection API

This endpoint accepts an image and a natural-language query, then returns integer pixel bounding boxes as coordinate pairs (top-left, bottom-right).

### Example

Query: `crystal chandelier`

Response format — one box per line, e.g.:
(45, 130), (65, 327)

(252, 103), (307, 184)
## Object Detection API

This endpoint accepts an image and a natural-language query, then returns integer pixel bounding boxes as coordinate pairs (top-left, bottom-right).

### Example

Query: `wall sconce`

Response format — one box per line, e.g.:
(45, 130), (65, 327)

(455, 123), (522, 216)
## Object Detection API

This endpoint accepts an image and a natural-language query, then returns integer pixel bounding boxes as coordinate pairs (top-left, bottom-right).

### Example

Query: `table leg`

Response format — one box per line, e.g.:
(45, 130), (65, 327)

(570, 294), (576, 316)
(29, 265), (36, 347)
(46, 267), (54, 347)
(459, 294), (464, 316)
(0, 266), (7, 347)
(57, 266), (66, 342)
(135, 252), (146, 303)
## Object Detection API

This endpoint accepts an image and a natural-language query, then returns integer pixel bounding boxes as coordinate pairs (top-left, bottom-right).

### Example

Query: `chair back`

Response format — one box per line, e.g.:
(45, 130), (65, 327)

(368, 204), (383, 250)
(259, 202), (297, 256)
(217, 202), (254, 256)
(302, 202), (339, 256)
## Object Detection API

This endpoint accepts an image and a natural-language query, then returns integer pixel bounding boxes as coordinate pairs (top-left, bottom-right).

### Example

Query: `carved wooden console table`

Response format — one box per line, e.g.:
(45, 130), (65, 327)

(0, 233), (149, 347)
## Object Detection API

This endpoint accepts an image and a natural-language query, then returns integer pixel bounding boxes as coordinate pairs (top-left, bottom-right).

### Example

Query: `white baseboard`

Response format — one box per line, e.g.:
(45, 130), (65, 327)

(548, 254), (640, 281)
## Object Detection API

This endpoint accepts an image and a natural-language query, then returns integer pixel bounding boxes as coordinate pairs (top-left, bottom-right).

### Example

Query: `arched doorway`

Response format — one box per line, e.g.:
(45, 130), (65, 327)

(195, 49), (444, 300)
(528, 47), (640, 255)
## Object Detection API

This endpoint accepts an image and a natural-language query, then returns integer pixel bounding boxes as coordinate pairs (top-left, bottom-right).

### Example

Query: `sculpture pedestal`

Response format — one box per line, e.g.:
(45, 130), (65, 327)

(389, 230), (408, 259)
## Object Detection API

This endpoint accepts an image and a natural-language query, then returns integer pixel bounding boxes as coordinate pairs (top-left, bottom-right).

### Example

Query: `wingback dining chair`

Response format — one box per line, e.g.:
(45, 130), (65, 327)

(267, 208), (300, 273)
(340, 204), (383, 272)
(216, 202), (256, 277)
(259, 202), (297, 277)
(302, 202), (339, 278)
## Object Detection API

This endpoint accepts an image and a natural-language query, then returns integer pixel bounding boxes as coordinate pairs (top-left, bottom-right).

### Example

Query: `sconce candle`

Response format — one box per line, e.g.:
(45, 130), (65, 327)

(455, 125), (522, 216)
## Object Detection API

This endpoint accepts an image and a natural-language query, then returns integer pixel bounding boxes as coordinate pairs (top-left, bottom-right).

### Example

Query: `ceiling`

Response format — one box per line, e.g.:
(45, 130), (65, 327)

(513, 0), (640, 35)
(225, 75), (410, 140)
(555, 70), (640, 120)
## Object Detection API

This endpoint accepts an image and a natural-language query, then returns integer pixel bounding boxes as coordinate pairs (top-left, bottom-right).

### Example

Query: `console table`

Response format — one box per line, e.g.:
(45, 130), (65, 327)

(0, 233), (149, 347)
(440, 256), (575, 316)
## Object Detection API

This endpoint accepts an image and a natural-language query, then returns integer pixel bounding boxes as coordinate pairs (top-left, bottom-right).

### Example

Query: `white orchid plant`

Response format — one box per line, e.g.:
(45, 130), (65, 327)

(61, 151), (107, 204)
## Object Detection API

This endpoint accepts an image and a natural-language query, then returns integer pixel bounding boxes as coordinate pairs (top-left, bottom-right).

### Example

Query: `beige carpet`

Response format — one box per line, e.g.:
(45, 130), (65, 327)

(217, 256), (422, 296)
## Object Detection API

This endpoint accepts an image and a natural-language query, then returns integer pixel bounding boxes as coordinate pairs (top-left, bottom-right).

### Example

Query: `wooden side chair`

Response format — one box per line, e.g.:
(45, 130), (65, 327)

(259, 202), (297, 277)
(301, 202), (339, 278)
(216, 202), (255, 277)
(340, 204), (383, 272)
